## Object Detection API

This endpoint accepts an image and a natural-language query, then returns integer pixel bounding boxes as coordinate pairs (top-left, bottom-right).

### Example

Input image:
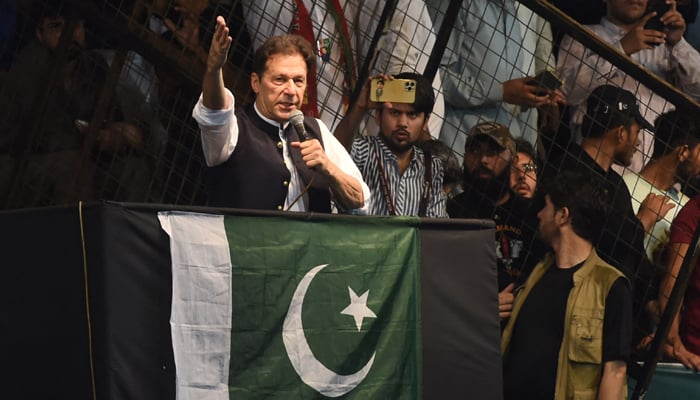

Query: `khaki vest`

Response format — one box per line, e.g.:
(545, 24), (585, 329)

(501, 249), (627, 400)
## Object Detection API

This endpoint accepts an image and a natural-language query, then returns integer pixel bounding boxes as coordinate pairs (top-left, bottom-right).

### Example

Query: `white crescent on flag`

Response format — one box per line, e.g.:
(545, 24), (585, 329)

(282, 264), (376, 398)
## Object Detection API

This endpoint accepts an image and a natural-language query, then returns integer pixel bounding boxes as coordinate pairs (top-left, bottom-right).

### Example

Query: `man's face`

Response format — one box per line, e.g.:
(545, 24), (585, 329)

(251, 53), (307, 123)
(614, 122), (641, 167)
(510, 151), (538, 198)
(463, 135), (512, 180)
(537, 195), (560, 246)
(377, 102), (428, 154)
(677, 143), (700, 184)
(606, 0), (648, 25)
(36, 16), (85, 51)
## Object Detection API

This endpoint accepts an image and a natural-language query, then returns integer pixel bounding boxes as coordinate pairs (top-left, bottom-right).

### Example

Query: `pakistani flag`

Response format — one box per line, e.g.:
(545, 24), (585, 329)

(4, 203), (500, 399)
(160, 212), (422, 399)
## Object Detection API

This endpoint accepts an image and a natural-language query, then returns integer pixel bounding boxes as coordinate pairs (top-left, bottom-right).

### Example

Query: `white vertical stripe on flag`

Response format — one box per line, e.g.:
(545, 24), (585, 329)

(159, 212), (232, 400)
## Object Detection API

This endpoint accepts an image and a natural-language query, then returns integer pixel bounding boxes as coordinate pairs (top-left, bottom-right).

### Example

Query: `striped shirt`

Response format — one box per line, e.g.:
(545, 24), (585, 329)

(351, 136), (447, 217)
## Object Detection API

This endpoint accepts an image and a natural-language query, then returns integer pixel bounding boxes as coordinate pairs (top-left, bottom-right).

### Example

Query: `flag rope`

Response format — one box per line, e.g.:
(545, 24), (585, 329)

(78, 201), (98, 400)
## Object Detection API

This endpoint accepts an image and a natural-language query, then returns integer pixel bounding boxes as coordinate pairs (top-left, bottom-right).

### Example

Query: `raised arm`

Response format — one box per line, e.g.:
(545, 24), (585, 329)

(333, 80), (370, 151)
(334, 75), (388, 151)
(202, 16), (233, 110)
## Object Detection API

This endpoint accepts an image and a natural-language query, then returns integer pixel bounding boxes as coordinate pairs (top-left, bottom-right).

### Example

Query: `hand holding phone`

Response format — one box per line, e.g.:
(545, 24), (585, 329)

(525, 70), (563, 91)
(370, 78), (417, 103)
(644, 1), (671, 32)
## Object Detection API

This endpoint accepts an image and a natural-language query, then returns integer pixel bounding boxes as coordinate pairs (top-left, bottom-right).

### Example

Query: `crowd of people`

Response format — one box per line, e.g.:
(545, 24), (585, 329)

(3, 0), (700, 398)
(190, 1), (700, 398)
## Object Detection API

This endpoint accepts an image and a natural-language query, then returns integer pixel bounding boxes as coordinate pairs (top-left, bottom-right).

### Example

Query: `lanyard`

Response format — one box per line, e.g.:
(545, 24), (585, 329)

(372, 143), (397, 215)
(372, 142), (433, 217)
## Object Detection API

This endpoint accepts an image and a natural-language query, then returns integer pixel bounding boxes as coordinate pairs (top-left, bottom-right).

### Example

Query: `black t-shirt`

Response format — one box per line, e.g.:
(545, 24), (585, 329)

(503, 263), (632, 400)
(448, 192), (548, 291)
(538, 144), (654, 341)
(538, 144), (649, 280)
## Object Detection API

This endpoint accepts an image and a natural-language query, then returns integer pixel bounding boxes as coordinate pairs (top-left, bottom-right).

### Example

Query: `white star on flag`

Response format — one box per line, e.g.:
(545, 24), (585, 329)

(340, 287), (377, 331)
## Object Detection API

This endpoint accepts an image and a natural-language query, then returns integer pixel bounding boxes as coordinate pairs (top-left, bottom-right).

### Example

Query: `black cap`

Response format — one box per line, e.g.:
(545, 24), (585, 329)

(585, 85), (654, 131)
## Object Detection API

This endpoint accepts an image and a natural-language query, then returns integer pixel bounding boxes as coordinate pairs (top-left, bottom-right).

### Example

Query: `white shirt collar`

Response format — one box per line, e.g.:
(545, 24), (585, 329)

(253, 101), (290, 131)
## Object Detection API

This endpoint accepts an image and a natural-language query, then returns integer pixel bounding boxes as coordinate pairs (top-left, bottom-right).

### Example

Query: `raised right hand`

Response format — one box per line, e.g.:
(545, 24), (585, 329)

(355, 74), (393, 111)
(206, 16), (232, 73)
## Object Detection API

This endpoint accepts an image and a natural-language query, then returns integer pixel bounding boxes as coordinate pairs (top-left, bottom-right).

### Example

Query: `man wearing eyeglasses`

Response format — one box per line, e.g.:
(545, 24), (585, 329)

(448, 122), (547, 318)
(510, 138), (539, 199)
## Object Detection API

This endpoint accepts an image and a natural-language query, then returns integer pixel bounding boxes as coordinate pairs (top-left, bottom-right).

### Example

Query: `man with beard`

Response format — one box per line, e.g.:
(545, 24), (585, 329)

(540, 85), (674, 342)
(510, 138), (539, 199)
(334, 72), (447, 217)
(447, 121), (545, 308)
(623, 110), (700, 264)
(557, 0), (700, 173)
(502, 170), (632, 400)
(542, 85), (673, 275)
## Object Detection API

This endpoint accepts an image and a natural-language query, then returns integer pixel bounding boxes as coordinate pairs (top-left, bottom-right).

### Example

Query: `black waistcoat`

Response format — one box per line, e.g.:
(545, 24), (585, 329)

(206, 105), (332, 212)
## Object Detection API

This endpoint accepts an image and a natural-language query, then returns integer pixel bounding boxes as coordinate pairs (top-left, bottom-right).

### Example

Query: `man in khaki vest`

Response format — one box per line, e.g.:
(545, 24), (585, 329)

(501, 170), (632, 400)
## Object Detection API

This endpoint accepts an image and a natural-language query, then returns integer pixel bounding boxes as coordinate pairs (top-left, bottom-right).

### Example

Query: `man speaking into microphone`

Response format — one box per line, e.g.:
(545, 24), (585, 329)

(192, 16), (369, 213)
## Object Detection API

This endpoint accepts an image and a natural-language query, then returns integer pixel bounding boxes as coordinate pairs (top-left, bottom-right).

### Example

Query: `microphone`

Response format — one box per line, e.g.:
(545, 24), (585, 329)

(289, 110), (310, 141)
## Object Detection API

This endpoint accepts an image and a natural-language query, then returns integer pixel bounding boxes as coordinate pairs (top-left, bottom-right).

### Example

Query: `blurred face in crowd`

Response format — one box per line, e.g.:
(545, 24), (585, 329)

(605, 0), (648, 25)
(377, 103), (428, 154)
(251, 53), (307, 123)
(613, 122), (641, 167)
(36, 16), (85, 51)
(537, 195), (561, 246)
(463, 135), (512, 181)
(677, 143), (700, 184)
(510, 151), (538, 198)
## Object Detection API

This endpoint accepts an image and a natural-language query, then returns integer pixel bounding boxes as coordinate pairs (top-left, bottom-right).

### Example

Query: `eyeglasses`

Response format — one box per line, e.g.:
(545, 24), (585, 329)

(512, 162), (538, 174)
(522, 162), (537, 173)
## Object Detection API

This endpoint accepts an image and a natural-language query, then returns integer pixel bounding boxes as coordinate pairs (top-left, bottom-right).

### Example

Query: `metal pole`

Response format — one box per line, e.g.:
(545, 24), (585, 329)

(422, 0), (464, 81)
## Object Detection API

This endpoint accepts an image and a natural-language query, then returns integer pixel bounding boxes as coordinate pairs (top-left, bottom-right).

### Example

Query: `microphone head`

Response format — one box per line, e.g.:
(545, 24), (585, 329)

(289, 109), (305, 126)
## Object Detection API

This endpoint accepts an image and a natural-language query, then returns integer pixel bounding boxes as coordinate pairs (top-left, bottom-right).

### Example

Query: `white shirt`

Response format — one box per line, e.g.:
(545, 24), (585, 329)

(558, 17), (700, 174)
(623, 172), (689, 262)
(192, 89), (370, 214)
(239, 0), (444, 137)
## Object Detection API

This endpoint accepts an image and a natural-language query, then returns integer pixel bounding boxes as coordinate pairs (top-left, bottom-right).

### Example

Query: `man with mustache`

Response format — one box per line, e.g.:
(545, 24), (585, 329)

(192, 17), (369, 213)
(448, 122), (545, 312)
(510, 138), (539, 199)
(334, 72), (447, 217)
(502, 170), (632, 400)
(540, 85), (675, 342)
